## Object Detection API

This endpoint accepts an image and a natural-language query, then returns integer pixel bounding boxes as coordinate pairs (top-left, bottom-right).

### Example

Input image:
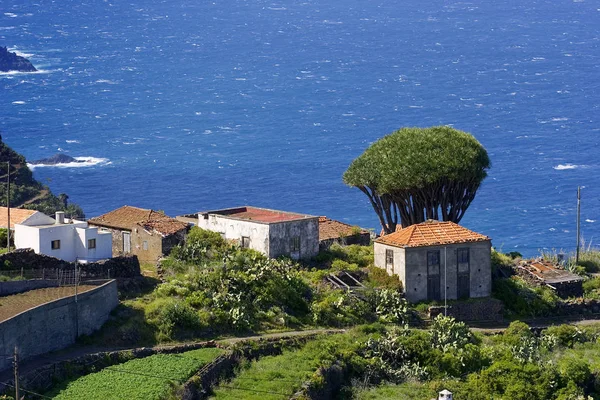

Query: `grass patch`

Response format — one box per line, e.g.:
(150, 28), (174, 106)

(351, 382), (437, 400)
(210, 334), (356, 400)
(50, 347), (224, 400)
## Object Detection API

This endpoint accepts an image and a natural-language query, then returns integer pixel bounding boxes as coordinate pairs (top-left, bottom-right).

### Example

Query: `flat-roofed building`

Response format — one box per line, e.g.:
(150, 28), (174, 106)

(195, 206), (319, 260)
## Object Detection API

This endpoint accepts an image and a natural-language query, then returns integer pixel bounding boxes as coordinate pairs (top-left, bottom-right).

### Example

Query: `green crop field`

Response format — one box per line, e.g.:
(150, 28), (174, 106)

(210, 335), (348, 400)
(51, 347), (224, 400)
(352, 383), (437, 400)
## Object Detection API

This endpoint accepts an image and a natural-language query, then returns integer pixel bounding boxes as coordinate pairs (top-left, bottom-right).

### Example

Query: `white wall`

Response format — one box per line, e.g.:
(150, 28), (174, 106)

(15, 222), (112, 262)
(198, 214), (271, 255)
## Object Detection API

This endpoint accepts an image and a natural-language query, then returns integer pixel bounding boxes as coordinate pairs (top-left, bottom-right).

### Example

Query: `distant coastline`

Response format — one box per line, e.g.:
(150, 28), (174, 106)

(0, 46), (36, 72)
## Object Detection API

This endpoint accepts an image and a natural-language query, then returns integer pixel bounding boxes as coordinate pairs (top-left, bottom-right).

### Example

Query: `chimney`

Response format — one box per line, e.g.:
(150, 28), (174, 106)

(55, 211), (65, 224)
(439, 390), (453, 400)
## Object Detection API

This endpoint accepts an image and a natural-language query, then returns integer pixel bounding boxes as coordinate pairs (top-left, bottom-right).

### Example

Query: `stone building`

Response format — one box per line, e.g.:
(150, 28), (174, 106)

(318, 216), (371, 250)
(88, 206), (189, 263)
(374, 220), (491, 303)
(192, 206), (319, 260)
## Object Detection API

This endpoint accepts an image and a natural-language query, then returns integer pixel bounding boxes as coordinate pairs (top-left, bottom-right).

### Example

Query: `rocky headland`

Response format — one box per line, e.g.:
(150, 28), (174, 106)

(29, 154), (83, 165)
(0, 46), (37, 72)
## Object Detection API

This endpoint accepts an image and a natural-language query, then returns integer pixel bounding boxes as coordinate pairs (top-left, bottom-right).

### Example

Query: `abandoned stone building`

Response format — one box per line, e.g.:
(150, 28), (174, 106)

(88, 205), (189, 262)
(374, 220), (492, 303)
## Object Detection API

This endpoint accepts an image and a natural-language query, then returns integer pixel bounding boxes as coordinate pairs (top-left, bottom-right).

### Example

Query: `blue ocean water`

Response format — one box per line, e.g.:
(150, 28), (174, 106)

(1, 0), (599, 256)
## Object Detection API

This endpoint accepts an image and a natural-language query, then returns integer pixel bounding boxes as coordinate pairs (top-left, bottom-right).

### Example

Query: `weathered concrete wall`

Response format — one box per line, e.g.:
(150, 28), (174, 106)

(198, 214), (271, 255)
(0, 279), (58, 296)
(374, 242), (405, 280)
(319, 233), (371, 251)
(268, 218), (319, 260)
(0, 280), (118, 372)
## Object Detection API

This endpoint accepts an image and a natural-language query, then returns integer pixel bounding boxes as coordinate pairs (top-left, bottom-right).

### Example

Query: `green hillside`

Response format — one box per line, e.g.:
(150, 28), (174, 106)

(0, 135), (84, 218)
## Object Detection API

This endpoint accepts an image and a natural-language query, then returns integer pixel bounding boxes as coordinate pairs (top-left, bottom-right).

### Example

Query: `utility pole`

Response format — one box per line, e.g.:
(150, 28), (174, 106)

(444, 247), (447, 317)
(576, 186), (581, 265)
(6, 161), (10, 252)
(13, 346), (19, 400)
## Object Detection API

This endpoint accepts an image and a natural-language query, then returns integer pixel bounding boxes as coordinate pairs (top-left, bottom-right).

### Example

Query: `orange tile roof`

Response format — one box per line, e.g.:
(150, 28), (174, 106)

(88, 205), (187, 236)
(0, 207), (38, 228)
(375, 220), (489, 248)
(319, 216), (368, 241)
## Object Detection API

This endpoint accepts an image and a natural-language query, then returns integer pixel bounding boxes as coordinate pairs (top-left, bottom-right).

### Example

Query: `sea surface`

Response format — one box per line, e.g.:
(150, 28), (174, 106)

(1, 0), (599, 256)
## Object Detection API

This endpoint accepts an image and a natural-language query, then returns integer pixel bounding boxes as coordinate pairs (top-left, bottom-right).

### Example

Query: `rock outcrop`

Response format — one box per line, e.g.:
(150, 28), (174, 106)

(30, 154), (82, 165)
(0, 46), (36, 72)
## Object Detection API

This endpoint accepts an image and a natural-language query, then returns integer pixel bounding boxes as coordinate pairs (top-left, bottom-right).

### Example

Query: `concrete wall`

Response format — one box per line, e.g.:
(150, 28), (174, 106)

(0, 279), (58, 296)
(268, 218), (319, 260)
(198, 215), (271, 255)
(375, 241), (492, 303)
(374, 242), (405, 280)
(99, 226), (184, 263)
(0, 280), (119, 372)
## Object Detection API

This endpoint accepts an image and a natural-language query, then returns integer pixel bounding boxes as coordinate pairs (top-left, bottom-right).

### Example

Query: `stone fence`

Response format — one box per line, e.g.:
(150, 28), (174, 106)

(429, 298), (505, 322)
(0, 248), (140, 278)
(0, 280), (118, 373)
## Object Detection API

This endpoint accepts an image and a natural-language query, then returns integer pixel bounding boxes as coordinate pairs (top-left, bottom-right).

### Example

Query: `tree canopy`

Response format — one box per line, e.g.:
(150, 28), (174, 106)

(343, 126), (490, 233)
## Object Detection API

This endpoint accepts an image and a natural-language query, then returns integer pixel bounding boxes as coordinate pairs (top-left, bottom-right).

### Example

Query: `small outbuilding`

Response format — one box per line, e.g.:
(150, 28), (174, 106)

(193, 206), (319, 260)
(374, 220), (492, 303)
(88, 206), (189, 262)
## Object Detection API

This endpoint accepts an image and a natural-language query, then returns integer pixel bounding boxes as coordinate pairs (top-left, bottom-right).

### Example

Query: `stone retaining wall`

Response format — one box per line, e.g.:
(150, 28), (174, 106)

(0, 280), (118, 373)
(429, 298), (505, 321)
(0, 248), (141, 278)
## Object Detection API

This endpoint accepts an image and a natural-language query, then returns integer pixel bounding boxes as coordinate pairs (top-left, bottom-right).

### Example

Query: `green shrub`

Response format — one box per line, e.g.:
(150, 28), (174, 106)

(366, 266), (403, 291)
(543, 324), (587, 348)
(169, 227), (229, 264)
(372, 289), (409, 325)
(430, 314), (473, 352)
(146, 298), (203, 340)
(501, 321), (533, 347)
(491, 249), (515, 271)
(558, 356), (592, 387)
(331, 259), (359, 272)
(492, 277), (558, 317)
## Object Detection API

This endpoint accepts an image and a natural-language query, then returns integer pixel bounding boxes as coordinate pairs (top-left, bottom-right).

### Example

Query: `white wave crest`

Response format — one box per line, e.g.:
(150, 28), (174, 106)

(27, 157), (110, 169)
(0, 69), (53, 77)
(553, 164), (578, 170)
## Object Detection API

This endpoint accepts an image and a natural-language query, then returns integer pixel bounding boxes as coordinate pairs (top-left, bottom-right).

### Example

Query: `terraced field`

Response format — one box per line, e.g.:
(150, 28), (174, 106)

(50, 347), (224, 400)
(352, 383), (437, 400)
(210, 335), (344, 400)
(0, 285), (98, 322)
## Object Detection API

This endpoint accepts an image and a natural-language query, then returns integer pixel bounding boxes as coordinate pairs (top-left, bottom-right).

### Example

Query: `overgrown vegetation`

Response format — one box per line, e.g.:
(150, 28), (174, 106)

(96, 228), (406, 344)
(492, 276), (559, 317)
(344, 318), (600, 400)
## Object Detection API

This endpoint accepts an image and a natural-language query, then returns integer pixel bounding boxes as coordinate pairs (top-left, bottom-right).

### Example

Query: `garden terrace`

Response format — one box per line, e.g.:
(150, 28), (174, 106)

(0, 285), (98, 322)
(49, 347), (224, 400)
(210, 334), (348, 400)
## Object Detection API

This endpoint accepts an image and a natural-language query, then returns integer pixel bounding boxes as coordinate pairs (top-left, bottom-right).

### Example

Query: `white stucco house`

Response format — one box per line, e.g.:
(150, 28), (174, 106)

(374, 220), (492, 303)
(14, 211), (112, 262)
(182, 206), (319, 260)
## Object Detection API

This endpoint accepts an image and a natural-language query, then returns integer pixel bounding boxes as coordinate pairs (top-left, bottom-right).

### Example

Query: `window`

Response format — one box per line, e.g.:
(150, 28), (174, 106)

(88, 238), (96, 249)
(51, 240), (61, 250)
(457, 248), (469, 264)
(290, 236), (300, 252)
(385, 249), (394, 268)
(143, 241), (148, 251)
(241, 236), (250, 248)
(427, 251), (440, 267)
